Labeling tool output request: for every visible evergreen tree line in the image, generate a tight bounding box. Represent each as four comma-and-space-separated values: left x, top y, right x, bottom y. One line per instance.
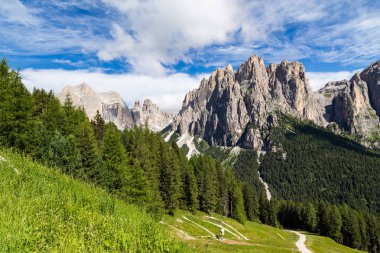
1, 59, 379, 252
259, 114, 380, 214
276, 201, 380, 253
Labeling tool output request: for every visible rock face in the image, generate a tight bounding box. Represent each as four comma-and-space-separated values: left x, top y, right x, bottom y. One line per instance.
131, 99, 175, 132
57, 83, 174, 131
173, 55, 380, 149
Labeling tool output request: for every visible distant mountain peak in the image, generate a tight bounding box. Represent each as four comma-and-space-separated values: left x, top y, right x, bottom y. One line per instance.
57, 84, 174, 131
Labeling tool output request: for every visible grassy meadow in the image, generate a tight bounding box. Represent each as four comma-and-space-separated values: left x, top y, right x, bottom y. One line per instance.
0, 148, 367, 253
0, 149, 192, 253
162, 210, 366, 253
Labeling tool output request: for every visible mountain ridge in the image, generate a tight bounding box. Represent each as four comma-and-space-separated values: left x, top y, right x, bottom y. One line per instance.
172, 55, 380, 151
56, 55, 380, 151
57, 83, 174, 131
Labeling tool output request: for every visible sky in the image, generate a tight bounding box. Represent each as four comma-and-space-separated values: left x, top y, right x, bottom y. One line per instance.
1, 0, 380, 112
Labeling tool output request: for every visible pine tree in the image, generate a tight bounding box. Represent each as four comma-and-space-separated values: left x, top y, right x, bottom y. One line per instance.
242, 183, 258, 221
91, 110, 106, 144
358, 214, 368, 251
182, 165, 199, 212
116, 158, 149, 205
366, 214, 380, 253
225, 167, 246, 223
301, 203, 318, 232
267, 199, 278, 227
327, 205, 343, 243
259, 191, 272, 225
318, 201, 329, 235
192, 156, 218, 213
42, 131, 82, 175
76, 121, 102, 180
62, 94, 87, 136
32, 89, 66, 159
0, 59, 37, 153
159, 141, 180, 215
123, 127, 164, 216
216, 162, 229, 216
341, 205, 362, 248
101, 123, 128, 189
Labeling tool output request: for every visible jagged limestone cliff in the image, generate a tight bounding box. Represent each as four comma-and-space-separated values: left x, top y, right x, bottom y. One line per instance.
173, 55, 380, 150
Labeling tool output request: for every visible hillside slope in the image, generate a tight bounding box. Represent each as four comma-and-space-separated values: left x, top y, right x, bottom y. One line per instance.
162, 210, 364, 253
0, 149, 191, 253
260, 114, 380, 213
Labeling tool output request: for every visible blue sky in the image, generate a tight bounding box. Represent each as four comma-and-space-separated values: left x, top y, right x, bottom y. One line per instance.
1, 0, 380, 111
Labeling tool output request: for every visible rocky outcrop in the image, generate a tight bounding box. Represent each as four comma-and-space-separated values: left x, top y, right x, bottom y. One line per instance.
359, 61, 380, 116
318, 77, 379, 136
131, 99, 175, 132
316, 61, 380, 139
173, 55, 380, 150
57, 83, 174, 131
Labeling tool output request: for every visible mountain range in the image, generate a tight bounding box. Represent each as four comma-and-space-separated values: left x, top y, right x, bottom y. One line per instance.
60, 54, 380, 152
173, 55, 380, 152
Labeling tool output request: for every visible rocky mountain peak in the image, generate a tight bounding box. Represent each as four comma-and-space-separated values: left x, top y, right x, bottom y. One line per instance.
173, 54, 321, 149
173, 54, 380, 150
142, 99, 157, 110
76, 82, 94, 94
57, 84, 174, 131
236, 54, 267, 83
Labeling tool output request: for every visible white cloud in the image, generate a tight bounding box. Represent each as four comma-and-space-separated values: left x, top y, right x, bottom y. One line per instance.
21, 68, 203, 112
99, 0, 243, 75
307, 70, 361, 90
99, 0, 333, 73
2, 0, 379, 77
0, 0, 39, 25
0, 1, 106, 55
51, 59, 86, 67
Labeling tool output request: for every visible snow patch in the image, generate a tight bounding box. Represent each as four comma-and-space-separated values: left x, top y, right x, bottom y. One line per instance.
176, 133, 200, 159
257, 151, 272, 201
164, 130, 175, 142
258, 171, 272, 201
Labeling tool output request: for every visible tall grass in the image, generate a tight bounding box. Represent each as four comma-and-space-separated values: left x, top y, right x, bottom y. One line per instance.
0, 149, 193, 253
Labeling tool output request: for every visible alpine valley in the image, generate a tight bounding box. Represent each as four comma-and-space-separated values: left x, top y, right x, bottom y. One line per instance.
60, 55, 380, 214
1, 54, 380, 253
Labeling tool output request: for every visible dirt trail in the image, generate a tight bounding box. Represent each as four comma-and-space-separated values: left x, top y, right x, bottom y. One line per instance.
182, 216, 216, 238
287, 230, 312, 253
0, 155, 19, 174
160, 221, 194, 240
206, 216, 249, 240
204, 219, 241, 239
221, 239, 261, 246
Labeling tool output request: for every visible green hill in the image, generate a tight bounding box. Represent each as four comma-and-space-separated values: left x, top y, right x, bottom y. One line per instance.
0, 149, 192, 253
162, 210, 364, 253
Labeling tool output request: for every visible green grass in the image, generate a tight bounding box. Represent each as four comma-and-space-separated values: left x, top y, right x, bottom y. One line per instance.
0, 149, 192, 253
163, 210, 299, 253
162, 210, 366, 253
0, 148, 367, 253
304, 232, 365, 253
